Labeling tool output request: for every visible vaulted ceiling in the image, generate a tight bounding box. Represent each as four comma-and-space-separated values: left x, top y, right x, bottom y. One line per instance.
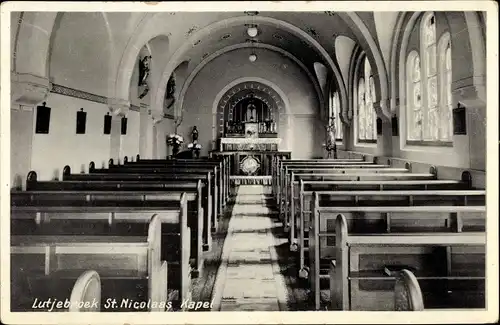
12, 10, 402, 116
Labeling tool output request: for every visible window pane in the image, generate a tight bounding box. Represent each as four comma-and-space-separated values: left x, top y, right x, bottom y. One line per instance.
445, 46, 452, 70
426, 44, 437, 76
427, 107, 439, 140
447, 69, 453, 140
370, 77, 376, 101
425, 14, 436, 45
414, 81, 421, 108
358, 79, 365, 140
412, 81, 422, 140
427, 75, 437, 108
411, 107, 422, 140
373, 111, 377, 139
413, 57, 421, 81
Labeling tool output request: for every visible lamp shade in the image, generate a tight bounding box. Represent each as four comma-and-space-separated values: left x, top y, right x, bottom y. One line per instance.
249, 54, 257, 62
247, 26, 258, 37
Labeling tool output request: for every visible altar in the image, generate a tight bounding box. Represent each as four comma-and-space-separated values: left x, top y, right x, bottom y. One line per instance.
211, 132, 289, 186
210, 93, 291, 185
218, 136, 281, 152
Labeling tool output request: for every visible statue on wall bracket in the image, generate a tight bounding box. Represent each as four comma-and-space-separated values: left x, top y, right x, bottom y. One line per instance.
138, 55, 152, 99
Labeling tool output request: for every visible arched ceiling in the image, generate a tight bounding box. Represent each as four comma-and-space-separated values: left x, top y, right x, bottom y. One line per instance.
13, 10, 391, 116
155, 11, 361, 93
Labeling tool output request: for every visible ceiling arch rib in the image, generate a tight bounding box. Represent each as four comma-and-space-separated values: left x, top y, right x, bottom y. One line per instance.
373, 12, 399, 74
177, 42, 325, 119
335, 35, 356, 90
313, 62, 328, 97
336, 12, 391, 119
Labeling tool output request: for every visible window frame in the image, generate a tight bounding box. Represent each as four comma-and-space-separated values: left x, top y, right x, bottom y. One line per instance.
355, 57, 377, 145
405, 12, 453, 147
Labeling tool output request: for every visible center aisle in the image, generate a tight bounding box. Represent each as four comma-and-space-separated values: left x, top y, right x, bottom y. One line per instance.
211, 185, 289, 311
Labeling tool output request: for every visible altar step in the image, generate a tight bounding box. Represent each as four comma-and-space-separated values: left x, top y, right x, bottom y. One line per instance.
230, 175, 272, 186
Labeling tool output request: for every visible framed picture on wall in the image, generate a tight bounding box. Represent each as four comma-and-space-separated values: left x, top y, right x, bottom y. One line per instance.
453, 104, 467, 135
121, 117, 128, 135
103, 113, 112, 134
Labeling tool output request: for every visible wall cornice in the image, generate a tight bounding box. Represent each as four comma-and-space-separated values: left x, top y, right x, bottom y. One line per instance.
48, 83, 141, 111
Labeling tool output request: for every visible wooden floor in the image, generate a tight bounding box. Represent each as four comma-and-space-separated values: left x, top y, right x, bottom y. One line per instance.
191, 185, 313, 311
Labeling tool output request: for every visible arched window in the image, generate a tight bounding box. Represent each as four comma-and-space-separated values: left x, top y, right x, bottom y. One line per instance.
357, 57, 377, 143
439, 35, 453, 141
331, 91, 343, 140
406, 12, 452, 145
358, 78, 366, 140
407, 52, 422, 140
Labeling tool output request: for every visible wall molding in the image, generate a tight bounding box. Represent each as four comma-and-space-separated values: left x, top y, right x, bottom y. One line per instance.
50, 83, 140, 111
50, 83, 107, 104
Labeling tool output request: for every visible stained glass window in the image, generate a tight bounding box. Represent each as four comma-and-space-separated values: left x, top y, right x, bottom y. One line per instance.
358, 78, 366, 140
406, 13, 453, 145
357, 57, 377, 142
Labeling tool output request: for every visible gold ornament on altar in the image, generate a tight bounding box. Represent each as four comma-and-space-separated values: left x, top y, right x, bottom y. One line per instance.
240, 155, 260, 175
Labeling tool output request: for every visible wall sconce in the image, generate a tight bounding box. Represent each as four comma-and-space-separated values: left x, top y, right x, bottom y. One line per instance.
76, 108, 87, 134
247, 26, 258, 38
453, 103, 467, 135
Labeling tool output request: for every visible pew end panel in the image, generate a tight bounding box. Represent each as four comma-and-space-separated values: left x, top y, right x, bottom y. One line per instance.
69, 270, 102, 312
394, 269, 425, 311
333, 215, 486, 311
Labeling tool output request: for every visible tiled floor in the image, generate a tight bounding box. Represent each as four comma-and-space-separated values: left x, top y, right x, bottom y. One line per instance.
211, 185, 289, 311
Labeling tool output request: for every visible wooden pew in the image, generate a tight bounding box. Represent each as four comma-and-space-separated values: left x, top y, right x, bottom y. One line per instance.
11, 189, 203, 278
328, 214, 485, 311
274, 158, 366, 197
278, 162, 396, 221
60, 165, 218, 236
308, 204, 486, 310
285, 167, 412, 236
284, 169, 438, 245
127, 157, 231, 206
84, 162, 221, 225
25, 171, 212, 253
300, 189, 486, 279
294, 170, 475, 252
276, 159, 376, 202
120, 158, 228, 208
12, 269, 101, 312
11, 194, 192, 299
11, 214, 173, 311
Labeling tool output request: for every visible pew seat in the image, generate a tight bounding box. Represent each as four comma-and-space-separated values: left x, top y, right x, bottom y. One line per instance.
11, 202, 192, 307
326, 214, 485, 311
12, 269, 101, 312
11, 215, 172, 312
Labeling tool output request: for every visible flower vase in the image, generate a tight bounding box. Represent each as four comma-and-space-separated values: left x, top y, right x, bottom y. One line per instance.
194, 149, 200, 159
